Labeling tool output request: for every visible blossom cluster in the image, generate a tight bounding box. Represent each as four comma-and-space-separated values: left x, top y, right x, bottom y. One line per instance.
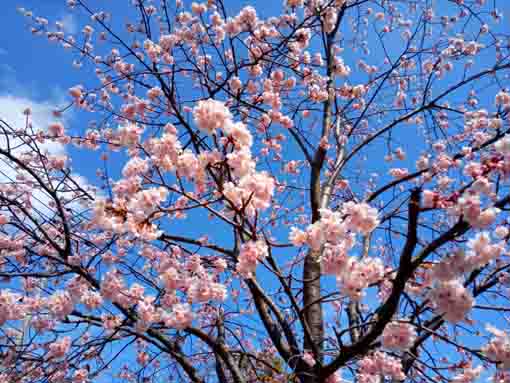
357, 351, 406, 383
10, 0, 510, 381
428, 279, 474, 323
426, 230, 507, 322
432, 232, 505, 282
192, 99, 276, 216
236, 240, 269, 278
92, 98, 275, 241
381, 321, 417, 351
482, 326, 510, 369
290, 203, 379, 250
451, 365, 483, 383
0, 290, 25, 325
290, 202, 382, 299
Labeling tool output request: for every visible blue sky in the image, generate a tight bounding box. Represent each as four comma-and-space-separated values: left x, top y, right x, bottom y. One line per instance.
2, 0, 510, 381
0, 0, 280, 97
0, 0, 286, 184
2, 0, 509, 187
0, 3, 297, 380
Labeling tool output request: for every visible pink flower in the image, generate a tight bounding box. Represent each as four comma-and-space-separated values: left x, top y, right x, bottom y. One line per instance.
160, 267, 183, 290
422, 190, 438, 208
321, 244, 351, 275
188, 277, 228, 302
284, 160, 300, 174
47, 291, 74, 319
137, 351, 150, 365
0, 214, 8, 225
48, 122, 65, 137
225, 171, 275, 216
236, 241, 268, 278
358, 351, 405, 382
146, 86, 162, 100
226, 148, 255, 177
164, 303, 193, 330
101, 270, 125, 303
428, 279, 474, 323
495, 135, 510, 155
303, 351, 316, 366
432, 251, 471, 281
69, 85, 83, 100
48, 155, 67, 170
176, 149, 200, 179
286, 0, 304, 7
80, 290, 103, 310
452, 365, 482, 383
342, 202, 380, 234
192, 99, 232, 134
48, 336, 71, 359
238, 171, 275, 210
102, 314, 122, 331
389, 167, 409, 179
466, 232, 504, 269
229, 76, 242, 92
483, 326, 510, 369
213, 258, 228, 273
473, 207, 500, 228
325, 372, 343, 383
122, 157, 149, 178
381, 321, 416, 350
333, 56, 351, 77
72, 369, 88, 383
495, 225, 509, 239
137, 296, 160, 328
495, 91, 510, 106
117, 123, 144, 146
224, 121, 253, 149
0, 290, 25, 325
339, 257, 384, 300
289, 227, 308, 246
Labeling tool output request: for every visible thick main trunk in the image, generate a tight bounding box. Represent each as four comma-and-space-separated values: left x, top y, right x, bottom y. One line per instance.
302, 38, 333, 379
302, 249, 323, 383
301, 15, 347, 381
303, 249, 324, 352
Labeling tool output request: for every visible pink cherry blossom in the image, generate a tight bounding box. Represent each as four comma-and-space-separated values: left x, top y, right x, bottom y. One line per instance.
429, 279, 474, 323
6, 1, 510, 381
192, 99, 232, 135
381, 321, 417, 350
236, 240, 268, 278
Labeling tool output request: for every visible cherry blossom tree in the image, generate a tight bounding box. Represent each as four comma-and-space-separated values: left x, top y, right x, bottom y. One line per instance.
1, 0, 510, 382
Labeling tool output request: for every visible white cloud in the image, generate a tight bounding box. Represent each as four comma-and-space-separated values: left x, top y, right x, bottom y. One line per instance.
0, 95, 66, 154
0, 95, 94, 221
